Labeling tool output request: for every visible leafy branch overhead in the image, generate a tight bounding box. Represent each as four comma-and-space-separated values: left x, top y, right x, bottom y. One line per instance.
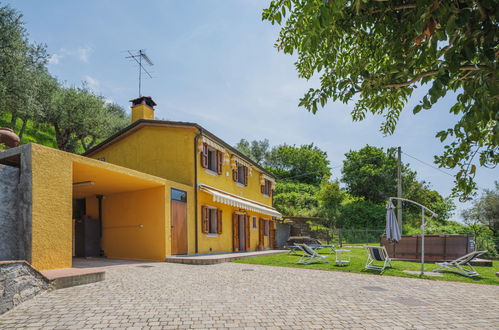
262, 0, 498, 200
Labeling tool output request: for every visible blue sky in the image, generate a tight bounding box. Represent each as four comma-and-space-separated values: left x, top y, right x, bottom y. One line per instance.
8, 0, 497, 220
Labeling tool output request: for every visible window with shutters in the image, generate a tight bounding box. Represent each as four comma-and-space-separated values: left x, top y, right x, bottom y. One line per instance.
264, 219, 270, 236
261, 179, 272, 196
234, 163, 248, 185
201, 143, 223, 175
201, 205, 223, 235
209, 208, 218, 234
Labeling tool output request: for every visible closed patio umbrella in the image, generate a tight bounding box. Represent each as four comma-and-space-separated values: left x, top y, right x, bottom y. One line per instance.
386, 201, 401, 243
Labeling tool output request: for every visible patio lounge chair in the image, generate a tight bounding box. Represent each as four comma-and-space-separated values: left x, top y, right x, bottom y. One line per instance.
434, 250, 487, 277
284, 245, 301, 255
308, 244, 336, 254
365, 246, 392, 272
295, 244, 329, 264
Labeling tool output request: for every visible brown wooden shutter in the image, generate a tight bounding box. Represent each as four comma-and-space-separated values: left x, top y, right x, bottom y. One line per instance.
261, 184, 265, 194
232, 213, 239, 251
217, 209, 223, 234
258, 218, 264, 248
201, 143, 208, 168
201, 206, 209, 233
232, 168, 238, 182
243, 166, 248, 186
269, 221, 276, 249
216, 151, 223, 174
245, 215, 250, 250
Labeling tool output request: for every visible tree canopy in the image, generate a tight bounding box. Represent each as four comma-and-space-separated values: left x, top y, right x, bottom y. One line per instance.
462, 181, 499, 237
262, 0, 498, 200
0, 4, 129, 154
266, 143, 331, 185
342, 145, 455, 223
341, 145, 401, 204
234, 139, 270, 165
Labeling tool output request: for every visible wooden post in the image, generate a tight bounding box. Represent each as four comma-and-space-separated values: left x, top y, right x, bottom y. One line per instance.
397, 146, 403, 232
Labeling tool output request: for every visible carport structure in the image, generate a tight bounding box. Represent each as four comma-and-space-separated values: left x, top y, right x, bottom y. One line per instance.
72, 161, 166, 263
0, 143, 193, 270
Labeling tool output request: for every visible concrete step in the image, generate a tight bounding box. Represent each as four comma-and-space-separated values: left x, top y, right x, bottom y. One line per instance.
167, 250, 287, 265
41, 268, 105, 289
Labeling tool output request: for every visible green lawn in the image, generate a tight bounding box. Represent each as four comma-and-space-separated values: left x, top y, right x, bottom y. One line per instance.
235, 247, 499, 286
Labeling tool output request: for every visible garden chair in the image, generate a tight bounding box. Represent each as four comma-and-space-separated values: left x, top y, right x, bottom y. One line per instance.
365, 246, 392, 272
434, 250, 486, 277
295, 244, 329, 264
308, 244, 336, 254
284, 245, 301, 256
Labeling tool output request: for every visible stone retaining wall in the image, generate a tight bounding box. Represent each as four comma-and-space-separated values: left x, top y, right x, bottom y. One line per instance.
0, 164, 20, 260
0, 261, 50, 314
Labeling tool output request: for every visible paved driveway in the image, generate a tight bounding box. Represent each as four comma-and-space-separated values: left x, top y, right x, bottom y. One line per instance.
1, 262, 498, 329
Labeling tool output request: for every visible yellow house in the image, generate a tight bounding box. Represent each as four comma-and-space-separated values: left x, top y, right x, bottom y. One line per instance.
0, 96, 280, 270
84, 96, 280, 256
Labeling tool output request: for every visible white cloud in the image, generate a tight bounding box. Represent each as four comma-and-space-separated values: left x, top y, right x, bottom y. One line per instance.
76, 47, 92, 63
48, 53, 63, 65
47, 46, 93, 65
84, 75, 100, 91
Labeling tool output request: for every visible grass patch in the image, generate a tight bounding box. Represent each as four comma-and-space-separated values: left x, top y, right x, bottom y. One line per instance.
234, 247, 499, 286
0, 113, 88, 153
0, 112, 58, 148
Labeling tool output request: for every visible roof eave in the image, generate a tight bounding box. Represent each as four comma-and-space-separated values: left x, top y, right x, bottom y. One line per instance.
82, 119, 276, 179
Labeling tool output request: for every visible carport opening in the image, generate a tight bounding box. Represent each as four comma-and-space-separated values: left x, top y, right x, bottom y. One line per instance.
72, 161, 166, 264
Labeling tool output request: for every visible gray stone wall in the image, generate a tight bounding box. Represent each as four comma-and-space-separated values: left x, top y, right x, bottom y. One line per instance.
0, 144, 32, 262
0, 261, 50, 314
276, 223, 290, 248
0, 164, 20, 260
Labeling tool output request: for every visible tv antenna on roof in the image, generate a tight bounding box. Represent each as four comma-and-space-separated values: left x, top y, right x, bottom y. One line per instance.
125, 49, 154, 97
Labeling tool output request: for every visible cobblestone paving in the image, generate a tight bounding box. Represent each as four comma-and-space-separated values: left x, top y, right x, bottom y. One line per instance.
0, 262, 498, 329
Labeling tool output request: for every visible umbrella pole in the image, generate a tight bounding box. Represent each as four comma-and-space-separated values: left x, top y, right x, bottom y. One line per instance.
421, 208, 425, 276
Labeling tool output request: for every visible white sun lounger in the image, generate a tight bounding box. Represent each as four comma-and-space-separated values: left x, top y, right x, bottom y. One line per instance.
365, 246, 392, 272
434, 250, 487, 277
295, 244, 329, 264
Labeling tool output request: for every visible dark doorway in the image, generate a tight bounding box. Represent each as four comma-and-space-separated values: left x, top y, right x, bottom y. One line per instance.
73, 198, 101, 258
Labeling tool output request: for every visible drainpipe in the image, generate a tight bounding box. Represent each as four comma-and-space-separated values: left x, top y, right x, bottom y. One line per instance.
194, 130, 203, 254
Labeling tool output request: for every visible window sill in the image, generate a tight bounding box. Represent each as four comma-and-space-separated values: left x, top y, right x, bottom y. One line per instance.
236, 182, 246, 187
205, 233, 218, 238
262, 193, 270, 197
205, 169, 219, 176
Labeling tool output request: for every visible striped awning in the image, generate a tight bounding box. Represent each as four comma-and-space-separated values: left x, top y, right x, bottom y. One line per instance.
198, 184, 282, 218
